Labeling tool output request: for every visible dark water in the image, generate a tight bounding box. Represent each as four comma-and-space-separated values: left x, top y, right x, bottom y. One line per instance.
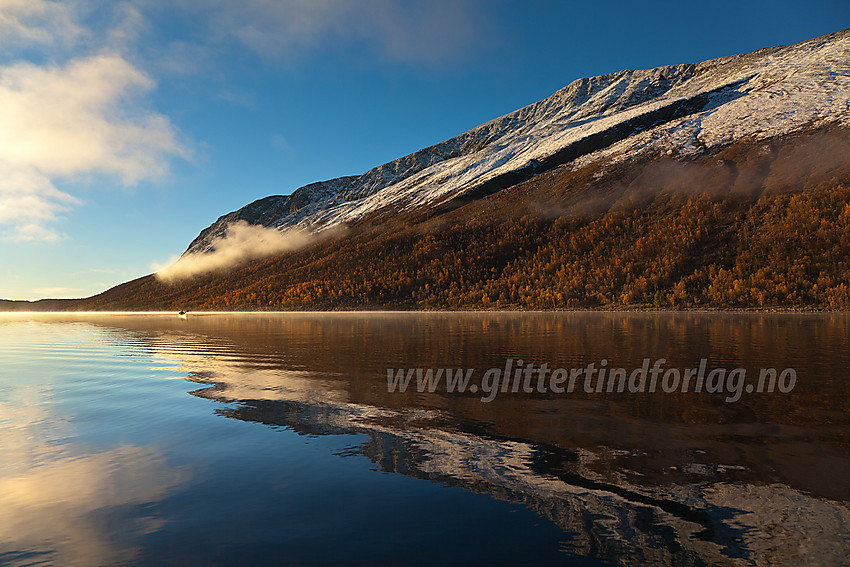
0, 312, 848, 566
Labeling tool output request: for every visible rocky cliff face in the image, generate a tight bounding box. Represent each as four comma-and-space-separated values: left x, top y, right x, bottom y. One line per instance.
186, 29, 850, 255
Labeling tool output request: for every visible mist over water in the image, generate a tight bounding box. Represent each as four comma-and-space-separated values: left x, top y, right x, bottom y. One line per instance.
1, 312, 848, 566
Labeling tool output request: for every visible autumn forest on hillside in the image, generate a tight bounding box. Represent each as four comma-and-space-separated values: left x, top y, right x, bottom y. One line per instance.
78, 182, 850, 312
7, 128, 850, 313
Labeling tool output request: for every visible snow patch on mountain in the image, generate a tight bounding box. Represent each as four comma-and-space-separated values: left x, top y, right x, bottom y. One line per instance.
187, 29, 850, 255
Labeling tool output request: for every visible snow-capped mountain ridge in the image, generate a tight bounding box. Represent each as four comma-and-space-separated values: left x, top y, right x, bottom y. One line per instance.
187, 29, 850, 254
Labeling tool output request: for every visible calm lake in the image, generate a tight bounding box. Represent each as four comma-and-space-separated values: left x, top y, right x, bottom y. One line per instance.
1, 312, 848, 566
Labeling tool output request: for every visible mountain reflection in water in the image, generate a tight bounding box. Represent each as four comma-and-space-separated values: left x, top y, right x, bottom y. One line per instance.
148, 312, 850, 566
2, 312, 848, 566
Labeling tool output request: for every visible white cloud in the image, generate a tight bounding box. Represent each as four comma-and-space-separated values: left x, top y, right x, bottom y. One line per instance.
0, 0, 489, 243
0, 164, 78, 241
155, 220, 315, 282
0, 54, 186, 241
0, 0, 82, 49
0, 54, 183, 181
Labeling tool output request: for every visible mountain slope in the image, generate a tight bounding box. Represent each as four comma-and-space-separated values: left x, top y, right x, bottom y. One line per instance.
187, 29, 850, 255
76, 124, 850, 311
5, 30, 850, 312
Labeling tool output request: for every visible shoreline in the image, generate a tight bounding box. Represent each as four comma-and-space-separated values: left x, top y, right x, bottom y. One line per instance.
1, 307, 847, 315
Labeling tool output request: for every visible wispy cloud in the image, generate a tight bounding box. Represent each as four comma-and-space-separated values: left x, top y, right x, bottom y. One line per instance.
270, 133, 292, 153
0, 164, 77, 242
191, 0, 490, 65
0, 54, 186, 241
0, 0, 82, 50
155, 220, 316, 282
0, 1, 192, 242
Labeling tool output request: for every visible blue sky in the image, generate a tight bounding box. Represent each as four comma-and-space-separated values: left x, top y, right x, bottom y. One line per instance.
1, 0, 847, 301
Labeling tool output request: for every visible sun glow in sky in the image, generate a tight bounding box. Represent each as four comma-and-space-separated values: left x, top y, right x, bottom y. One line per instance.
0, 0, 847, 300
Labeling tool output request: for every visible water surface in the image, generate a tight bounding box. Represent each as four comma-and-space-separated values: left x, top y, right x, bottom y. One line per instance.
1, 312, 848, 566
